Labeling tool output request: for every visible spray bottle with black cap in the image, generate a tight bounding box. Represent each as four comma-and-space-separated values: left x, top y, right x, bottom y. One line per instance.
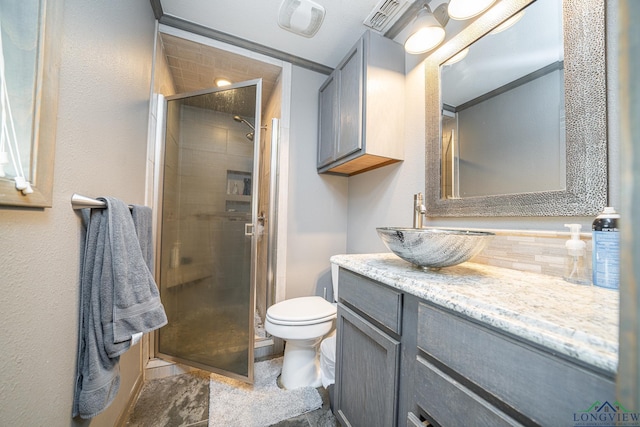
592, 207, 620, 289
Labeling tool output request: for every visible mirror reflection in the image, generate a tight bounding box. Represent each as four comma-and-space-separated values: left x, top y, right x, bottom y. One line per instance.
439, 0, 564, 199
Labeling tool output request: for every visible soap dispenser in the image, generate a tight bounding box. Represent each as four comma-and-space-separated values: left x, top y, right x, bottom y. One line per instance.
563, 224, 590, 285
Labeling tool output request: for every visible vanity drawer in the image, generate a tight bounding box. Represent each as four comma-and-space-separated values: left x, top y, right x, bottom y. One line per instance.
417, 303, 615, 426
414, 356, 523, 427
338, 269, 402, 335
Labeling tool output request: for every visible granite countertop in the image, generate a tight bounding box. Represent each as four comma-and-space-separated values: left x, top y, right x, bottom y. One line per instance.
330, 253, 619, 375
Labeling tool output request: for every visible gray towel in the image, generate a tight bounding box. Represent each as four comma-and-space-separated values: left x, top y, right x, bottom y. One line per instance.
107, 199, 166, 351
73, 205, 120, 419
73, 198, 167, 419
131, 204, 154, 271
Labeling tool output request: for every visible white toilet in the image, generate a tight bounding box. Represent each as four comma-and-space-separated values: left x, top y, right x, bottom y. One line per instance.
265, 265, 339, 389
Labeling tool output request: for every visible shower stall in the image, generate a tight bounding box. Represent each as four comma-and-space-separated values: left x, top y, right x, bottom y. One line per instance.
154, 79, 278, 382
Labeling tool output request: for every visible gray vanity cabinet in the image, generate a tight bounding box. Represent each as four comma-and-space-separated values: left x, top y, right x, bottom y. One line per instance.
334, 269, 402, 427
317, 30, 404, 176
333, 267, 616, 427
335, 305, 400, 427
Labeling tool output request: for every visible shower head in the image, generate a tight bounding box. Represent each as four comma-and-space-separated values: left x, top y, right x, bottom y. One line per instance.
233, 115, 255, 131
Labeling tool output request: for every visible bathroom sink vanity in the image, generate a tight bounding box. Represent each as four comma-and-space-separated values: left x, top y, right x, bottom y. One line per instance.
331, 253, 618, 427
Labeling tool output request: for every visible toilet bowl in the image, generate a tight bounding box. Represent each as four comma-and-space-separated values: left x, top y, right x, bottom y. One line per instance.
265, 295, 337, 389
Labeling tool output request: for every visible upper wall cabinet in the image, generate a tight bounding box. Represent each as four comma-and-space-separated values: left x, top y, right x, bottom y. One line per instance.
317, 31, 405, 176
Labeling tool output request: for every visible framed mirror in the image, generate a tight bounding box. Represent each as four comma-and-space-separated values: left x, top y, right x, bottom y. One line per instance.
0, 0, 62, 208
425, 0, 607, 217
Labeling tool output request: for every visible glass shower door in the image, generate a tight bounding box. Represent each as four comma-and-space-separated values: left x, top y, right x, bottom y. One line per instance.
155, 80, 262, 382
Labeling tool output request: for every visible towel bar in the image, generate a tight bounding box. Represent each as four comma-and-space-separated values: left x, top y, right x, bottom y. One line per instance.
71, 193, 133, 210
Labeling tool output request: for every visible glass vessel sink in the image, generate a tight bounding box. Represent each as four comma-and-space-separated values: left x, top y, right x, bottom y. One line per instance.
376, 227, 495, 269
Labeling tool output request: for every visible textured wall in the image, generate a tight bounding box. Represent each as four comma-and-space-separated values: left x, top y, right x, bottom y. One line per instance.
285, 66, 348, 300
346, 58, 427, 255
0, 1, 156, 425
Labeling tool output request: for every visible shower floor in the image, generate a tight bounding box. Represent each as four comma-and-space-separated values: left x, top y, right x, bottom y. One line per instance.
159, 304, 271, 375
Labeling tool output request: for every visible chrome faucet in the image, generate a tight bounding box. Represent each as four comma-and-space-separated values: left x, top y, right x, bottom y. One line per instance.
413, 193, 426, 229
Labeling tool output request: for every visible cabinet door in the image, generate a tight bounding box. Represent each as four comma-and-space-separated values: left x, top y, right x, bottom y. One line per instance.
335, 304, 400, 427
336, 40, 363, 160
317, 73, 337, 168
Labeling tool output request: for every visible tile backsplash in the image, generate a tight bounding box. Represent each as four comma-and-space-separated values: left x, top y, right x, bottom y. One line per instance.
471, 229, 592, 279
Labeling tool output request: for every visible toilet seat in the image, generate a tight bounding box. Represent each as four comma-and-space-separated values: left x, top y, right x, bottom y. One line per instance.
266, 296, 337, 326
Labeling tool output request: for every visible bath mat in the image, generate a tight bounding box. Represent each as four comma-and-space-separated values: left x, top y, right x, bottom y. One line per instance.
208, 357, 322, 427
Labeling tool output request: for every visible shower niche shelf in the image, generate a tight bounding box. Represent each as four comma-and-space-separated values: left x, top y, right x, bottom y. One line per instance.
225, 199, 250, 213
226, 170, 252, 196
226, 170, 251, 213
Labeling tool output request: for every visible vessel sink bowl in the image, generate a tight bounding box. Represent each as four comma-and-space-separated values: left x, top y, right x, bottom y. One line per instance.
376, 227, 495, 269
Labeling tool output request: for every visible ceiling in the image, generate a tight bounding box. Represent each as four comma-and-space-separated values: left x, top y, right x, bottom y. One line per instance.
153, 0, 542, 113
155, 0, 394, 70
154, 0, 422, 113
159, 33, 283, 107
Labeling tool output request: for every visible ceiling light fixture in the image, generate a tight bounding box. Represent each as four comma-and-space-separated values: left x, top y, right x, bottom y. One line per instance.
277, 0, 326, 38
404, 5, 448, 54
215, 78, 232, 87
447, 0, 497, 20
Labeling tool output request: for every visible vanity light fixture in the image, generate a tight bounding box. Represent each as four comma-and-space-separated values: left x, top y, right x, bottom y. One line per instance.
447, 0, 497, 20
404, 5, 447, 54
490, 10, 526, 34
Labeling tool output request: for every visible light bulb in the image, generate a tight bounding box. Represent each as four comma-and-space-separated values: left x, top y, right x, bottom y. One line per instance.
404, 7, 446, 54
405, 26, 446, 54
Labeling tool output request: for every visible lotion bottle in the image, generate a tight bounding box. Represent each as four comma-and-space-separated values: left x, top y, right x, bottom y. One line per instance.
592, 207, 620, 289
563, 224, 590, 285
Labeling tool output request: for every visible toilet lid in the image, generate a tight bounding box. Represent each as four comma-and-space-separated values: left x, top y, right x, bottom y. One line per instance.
266, 296, 337, 323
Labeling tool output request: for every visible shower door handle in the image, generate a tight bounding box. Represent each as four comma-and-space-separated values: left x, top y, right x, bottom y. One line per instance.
245, 223, 254, 236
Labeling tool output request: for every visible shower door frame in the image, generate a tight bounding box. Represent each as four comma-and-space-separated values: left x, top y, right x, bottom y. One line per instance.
152, 79, 263, 383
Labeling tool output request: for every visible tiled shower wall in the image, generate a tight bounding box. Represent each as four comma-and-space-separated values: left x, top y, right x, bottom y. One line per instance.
162, 104, 253, 289
472, 229, 593, 279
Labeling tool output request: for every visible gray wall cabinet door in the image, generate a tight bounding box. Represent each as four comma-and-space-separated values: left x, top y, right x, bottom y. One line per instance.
316, 40, 363, 169
335, 304, 400, 427
318, 73, 338, 168
336, 41, 363, 160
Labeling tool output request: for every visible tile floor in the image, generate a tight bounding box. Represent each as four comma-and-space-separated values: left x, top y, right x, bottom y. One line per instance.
125, 368, 339, 427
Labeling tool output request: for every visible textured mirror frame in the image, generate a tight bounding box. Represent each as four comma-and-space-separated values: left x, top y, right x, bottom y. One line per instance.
425, 0, 607, 217
0, 0, 62, 208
